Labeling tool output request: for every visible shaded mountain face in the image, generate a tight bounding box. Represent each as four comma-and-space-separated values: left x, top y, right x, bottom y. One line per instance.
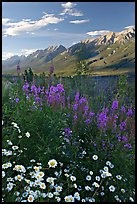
2, 28, 135, 75
2, 45, 66, 71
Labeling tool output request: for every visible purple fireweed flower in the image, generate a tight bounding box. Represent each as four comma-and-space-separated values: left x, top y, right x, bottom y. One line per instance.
79, 97, 87, 104
112, 100, 118, 110
57, 84, 65, 93
83, 111, 88, 117
22, 82, 29, 92
66, 114, 70, 118
55, 93, 60, 101
114, 114, 118, 119
85, 119, 91, 125
50, 86, 58, 94
74, 114, 77, 120
89, 111, 95, 117
119, 121, 126, 131
117, 136, 122, 142
35, 96, 41, 103
75, 92, 80, 103
103, 107, 109, 114
17, 64, 20, 72
64, 128, 72, 138
121, 106, 126, 113
97, 112, 107, 129
84, 105, 89, 111
124, 143, 132, 149
93, 143, 97, 147
15, 98, 19, 103
73, 103, 78, 111
45, 90, 49, 95
61, 95, 65, 108
67, 96, 70, 109
31, 85, 37, 93
37, 86, 41, 93
127, 108, 133, 117
121, 136, 128, 142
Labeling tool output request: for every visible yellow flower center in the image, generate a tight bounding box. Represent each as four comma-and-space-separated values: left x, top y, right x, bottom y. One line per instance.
50, 161, 55, 166
29, 197, 33, 201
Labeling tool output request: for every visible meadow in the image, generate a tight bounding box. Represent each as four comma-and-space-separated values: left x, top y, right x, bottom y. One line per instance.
2, 72, 135, 202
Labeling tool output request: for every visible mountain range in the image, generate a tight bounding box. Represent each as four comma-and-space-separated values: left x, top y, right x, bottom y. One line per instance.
2, 27, 135, 76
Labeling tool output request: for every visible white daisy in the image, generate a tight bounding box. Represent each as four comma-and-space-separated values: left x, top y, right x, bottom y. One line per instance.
129, 197, 134, 202
89, 171, 93, 175
12, 146, 19, 150
106, 161, 111, 166
70, 175, 76, 182
109, 185, 115, 192
92, 155, 98, 160
2, 171, 5, 178
121, 188, 126, 193
25, 132, 30, 138
109, 164, 114, 168
116, 175, 122, 180
85, 186, 91, 191
39, 182, 46, 189
15, 174, 24, 181
86, 175, 91, 181
100, 192, 105, 196
95, 176, 100, 181
47, 192, 53, 198
27, 195, 34, 202
55, 186, 62, 192
89, 198, 95, 202
48, 159, 58, 168
7, 182, 14, 191
103, 166, 109, 172
92, 182, 100, 188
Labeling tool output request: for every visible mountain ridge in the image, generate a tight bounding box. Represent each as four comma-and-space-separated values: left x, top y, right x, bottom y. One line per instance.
2, 28, 135, 76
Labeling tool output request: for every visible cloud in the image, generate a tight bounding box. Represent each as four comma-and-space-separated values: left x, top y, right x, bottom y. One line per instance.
86, 30, 110, 36
26, 31, 35, 35
2, 18, 11, 25
124, 25, 135, 30
60, 2, 83, 16
2, 14, 64, 36
2, 52, 16, 60
20, 49, 37, 56
61, 2, 76, 9
70, 19, 90, 24
2, 49, 38, 60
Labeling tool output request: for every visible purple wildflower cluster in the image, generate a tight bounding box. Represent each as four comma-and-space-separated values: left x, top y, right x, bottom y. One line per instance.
21, 83, 134, 150
119, 121, 126, 131
46, 84, 65, 108
22, 83, 65, 110
72, 92, 94, 125
117, 134, 132, 149
127, 108, 133, 117
64, 128, 72, 138
112, 100, 118, 110
97, 112, 107, 130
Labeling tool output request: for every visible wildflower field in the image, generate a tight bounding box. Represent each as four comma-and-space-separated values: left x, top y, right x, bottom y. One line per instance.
2, 73, 135, 202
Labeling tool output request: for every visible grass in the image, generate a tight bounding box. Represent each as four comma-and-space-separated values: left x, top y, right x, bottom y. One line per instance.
2, 73, 135, 202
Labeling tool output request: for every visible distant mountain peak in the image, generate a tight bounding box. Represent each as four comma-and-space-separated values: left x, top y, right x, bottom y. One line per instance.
95, 28, 135, 45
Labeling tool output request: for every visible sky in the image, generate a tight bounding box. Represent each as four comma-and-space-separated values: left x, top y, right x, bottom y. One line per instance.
2, 2, 135, 60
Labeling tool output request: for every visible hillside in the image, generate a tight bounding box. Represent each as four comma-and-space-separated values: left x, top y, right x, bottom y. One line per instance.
2, 28, 135, 76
